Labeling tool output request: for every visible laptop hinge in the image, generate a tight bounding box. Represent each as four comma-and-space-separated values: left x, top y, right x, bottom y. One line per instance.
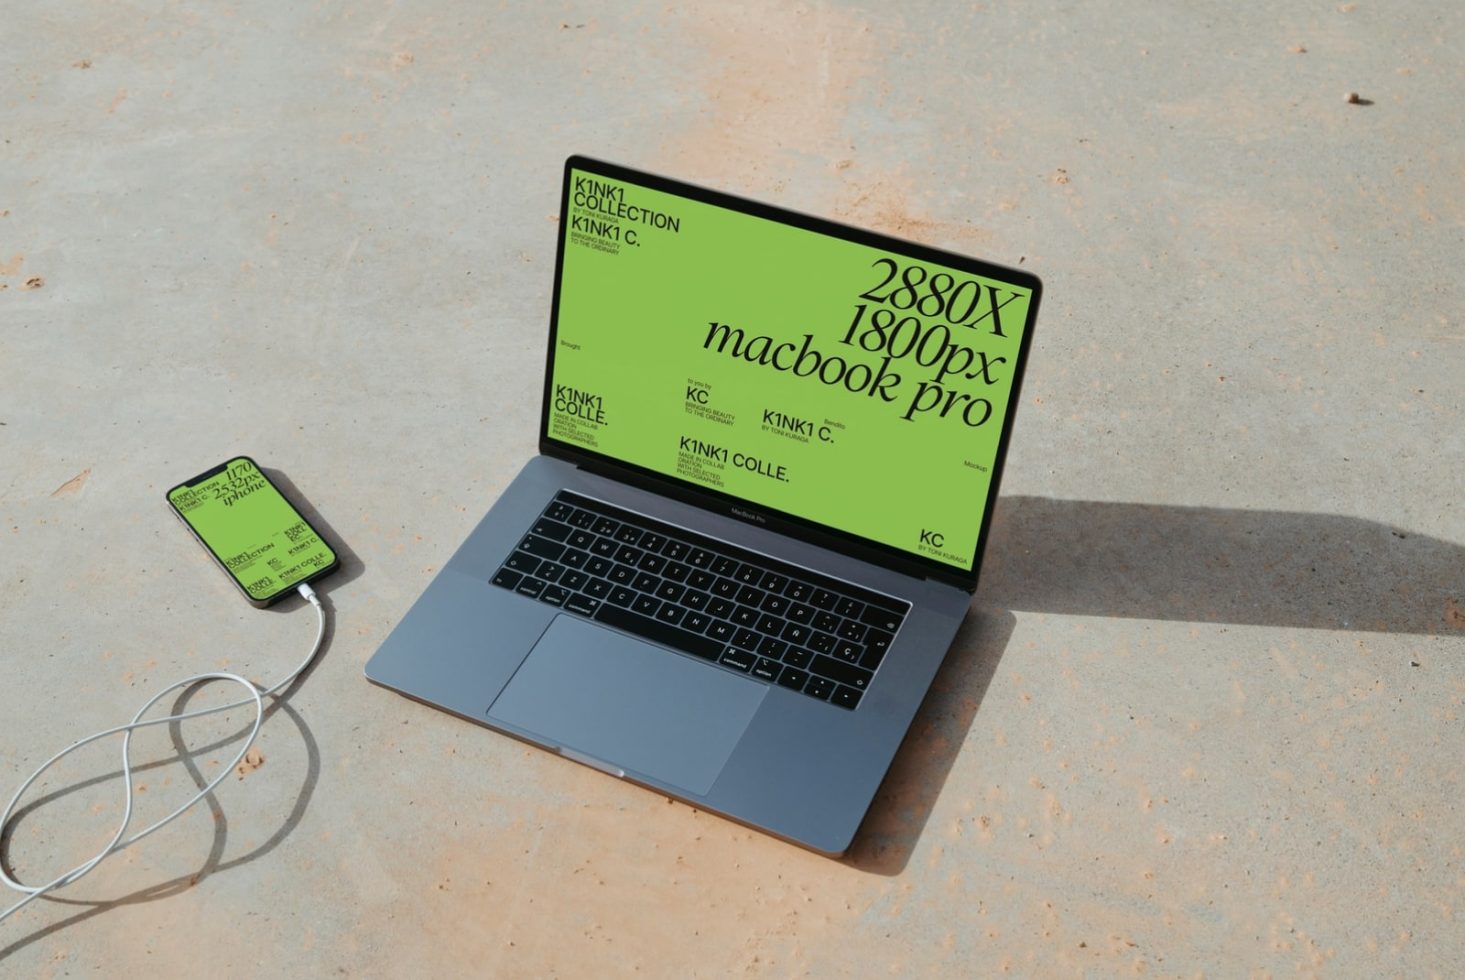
565, 455, 979, 592
930, 570, 978, 593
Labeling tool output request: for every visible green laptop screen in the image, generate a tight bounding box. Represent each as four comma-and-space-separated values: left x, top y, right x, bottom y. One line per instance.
547, 165, 1034, 572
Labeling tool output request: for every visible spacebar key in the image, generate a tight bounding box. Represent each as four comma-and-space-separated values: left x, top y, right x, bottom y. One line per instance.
594, 604, 723, 661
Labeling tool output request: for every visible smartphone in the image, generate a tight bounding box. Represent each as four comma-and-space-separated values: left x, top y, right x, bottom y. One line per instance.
166, 456, 339, 607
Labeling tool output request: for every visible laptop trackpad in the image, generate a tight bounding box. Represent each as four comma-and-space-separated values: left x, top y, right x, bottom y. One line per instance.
487, 615, 767, 796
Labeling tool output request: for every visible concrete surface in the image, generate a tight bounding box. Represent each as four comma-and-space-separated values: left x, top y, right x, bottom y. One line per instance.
3, 1, 1463, 975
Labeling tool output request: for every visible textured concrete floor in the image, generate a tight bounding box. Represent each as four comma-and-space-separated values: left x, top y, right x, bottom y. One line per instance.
3, 1, 1463, 976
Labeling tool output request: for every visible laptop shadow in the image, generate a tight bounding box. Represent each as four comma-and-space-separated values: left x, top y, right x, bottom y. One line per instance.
985, 496, 1464, 636
845, 607, 1014, 875
845, 496, 1464, 874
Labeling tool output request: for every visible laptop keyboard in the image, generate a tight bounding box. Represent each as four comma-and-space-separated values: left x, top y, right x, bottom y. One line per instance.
488, 490, 908, 710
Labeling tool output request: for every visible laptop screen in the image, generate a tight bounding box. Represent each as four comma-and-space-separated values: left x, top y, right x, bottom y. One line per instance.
543, 157, 1039, 580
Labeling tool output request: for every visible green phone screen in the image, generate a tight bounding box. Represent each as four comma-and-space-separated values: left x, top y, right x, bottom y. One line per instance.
167, 457, 336, 602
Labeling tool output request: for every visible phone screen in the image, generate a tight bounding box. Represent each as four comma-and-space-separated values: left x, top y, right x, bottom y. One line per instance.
167, 457, 337, 604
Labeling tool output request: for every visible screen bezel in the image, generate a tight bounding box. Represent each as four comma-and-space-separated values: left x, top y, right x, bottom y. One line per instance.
539, 155, 1040, 591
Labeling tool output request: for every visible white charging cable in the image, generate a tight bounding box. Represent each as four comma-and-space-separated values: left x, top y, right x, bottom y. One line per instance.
0, 581, 327, 925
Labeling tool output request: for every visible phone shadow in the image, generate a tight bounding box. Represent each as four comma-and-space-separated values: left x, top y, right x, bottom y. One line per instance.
844, 496, 1464, 875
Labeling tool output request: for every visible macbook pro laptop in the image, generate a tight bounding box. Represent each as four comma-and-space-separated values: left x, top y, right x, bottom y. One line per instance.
365, 156, 1040, 855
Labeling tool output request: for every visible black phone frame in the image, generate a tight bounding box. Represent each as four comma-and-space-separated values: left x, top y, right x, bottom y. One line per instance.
165, 455, 340, 608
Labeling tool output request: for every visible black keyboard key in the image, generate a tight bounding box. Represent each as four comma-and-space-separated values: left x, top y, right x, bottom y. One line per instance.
711, 556, 740, 576
810, 588, 838, 610
783, 647, 811, 669
707, 597, 735, 619
516, 577, 546, 599
615, 545, 643, 566
731, 607, 759, 627
687, 569, 715, 589
759, 572, 789, 593
860, 606, 903, 632
706, 621, 733, 642
587, 556, 612, 576
786, 603, 813, 625
536, 562, 565, 583
731, 627, 760, 651
547, 501, 575, 521
809, 631, 836, 654
591, 538, 618, 557
637, 553, 666, 574
615, 526, 644, 545
760, 594, 788, 617
540, 585, 570, 607
608, 565, 635, 585
711, 578, 739, 599
831, 686, 862, 710
837, 620, 866, 642
781, 622, 809, 646
656, 604, 686, 626
662, 541, 689, 561
591, 517, 619, 536
811, 655, 872, 690
834, 641, 862, 664
785, 581, 812, 602
504, 552, 542, 575
813, 611, 840, 633
777, 666, 809, 691
561, 569, 589, 591
735, 564, 763, 585
568, 509, 597, 529
751, 657, 781, 682
632, 595, 661, 617
594, 603, 722, 661
639, 532, 668, 553
561, 549, 588, 569
757, 635, 787, 659
682, 611, 711, 633
608, 585, 636, 607
736, 585, 764, 607
805, 676, 835, 701
863, 629, 892, 661
656, 581, 685, 603
491, 568, 522, 590
662, 562, 690, 582
631, 572, 660, 593
584, 578, 611, 599
682, 590, 710, 610
567, 530, 595, 550
564, 593, 601, 616
688, 548, 715, 569
518, 536, 565, 560
720, 647, 755, 672
836, 597, 864, 619
755, 613, 783, 636
532, 519, 572, 541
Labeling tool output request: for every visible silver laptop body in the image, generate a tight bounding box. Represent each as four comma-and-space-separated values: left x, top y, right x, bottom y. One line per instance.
365, 156, 1040, 855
